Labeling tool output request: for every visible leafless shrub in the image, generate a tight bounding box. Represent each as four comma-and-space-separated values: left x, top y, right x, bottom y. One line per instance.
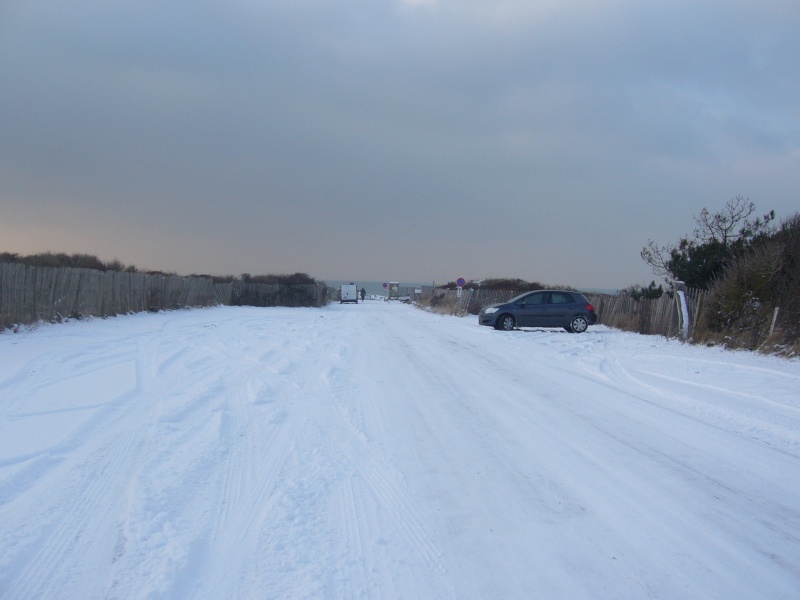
696, 238, 785, 351
249, 273, 319, 285
426, 292, 457, 314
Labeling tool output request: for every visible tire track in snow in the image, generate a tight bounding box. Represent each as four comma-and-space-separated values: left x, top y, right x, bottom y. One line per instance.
452, 321, 800, 597
4, 305, 799, 599
221, 306, 458, 598
335, 475, 371, 598
198, 352, 303, 597
103, 314, 286, 598
591, 351, 800, 454
122, 310, 335, 597
4, 430, 142, 599
301, 312, 455, 598
1, 328, 166, 599
345, 306, 799, 598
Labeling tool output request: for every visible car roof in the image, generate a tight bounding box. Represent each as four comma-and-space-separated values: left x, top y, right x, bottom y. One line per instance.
524, 289, 582, 294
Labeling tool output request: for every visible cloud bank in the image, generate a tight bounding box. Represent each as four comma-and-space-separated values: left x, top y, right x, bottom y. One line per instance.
1, 0, 798, 287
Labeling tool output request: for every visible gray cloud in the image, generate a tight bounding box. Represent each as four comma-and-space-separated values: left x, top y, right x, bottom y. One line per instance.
1, 0, 798, 287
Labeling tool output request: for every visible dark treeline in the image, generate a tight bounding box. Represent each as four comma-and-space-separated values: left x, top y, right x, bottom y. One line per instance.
0, 252, 322, 286
436, 278, 550, 292
0, 251, 134, 272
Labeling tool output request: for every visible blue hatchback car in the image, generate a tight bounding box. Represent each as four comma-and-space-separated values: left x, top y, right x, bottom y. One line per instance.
479, 290, 598, 333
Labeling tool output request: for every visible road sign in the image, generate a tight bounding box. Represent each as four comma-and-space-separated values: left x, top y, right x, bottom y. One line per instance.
456, 278, 466, 287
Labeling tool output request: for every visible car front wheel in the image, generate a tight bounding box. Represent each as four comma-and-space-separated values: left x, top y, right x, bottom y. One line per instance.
495, 314, 516, 331
568, 314, 589, 333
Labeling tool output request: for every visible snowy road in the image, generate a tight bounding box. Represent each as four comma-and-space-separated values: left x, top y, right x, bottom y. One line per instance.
1, 302, 799, 599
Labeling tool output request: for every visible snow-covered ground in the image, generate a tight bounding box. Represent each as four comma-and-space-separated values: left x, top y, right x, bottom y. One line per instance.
1, 301, 798, 599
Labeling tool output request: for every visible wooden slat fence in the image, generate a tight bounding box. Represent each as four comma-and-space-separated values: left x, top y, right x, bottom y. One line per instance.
1, 262, 329, 330
585, 289, 707, 338
214, 281, 328, 308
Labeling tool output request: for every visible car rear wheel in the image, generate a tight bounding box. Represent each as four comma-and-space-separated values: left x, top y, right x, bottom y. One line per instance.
495, 314, 516, 331
569, 314, 589, 333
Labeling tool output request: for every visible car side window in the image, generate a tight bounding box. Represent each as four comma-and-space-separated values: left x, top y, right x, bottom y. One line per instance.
523, 293, 545, 305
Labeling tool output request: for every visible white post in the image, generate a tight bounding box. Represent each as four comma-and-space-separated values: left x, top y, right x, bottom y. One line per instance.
769, 307, 780, 338
673, 281, 689, 339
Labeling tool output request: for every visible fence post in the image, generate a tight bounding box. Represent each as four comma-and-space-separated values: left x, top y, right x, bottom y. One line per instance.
674, 281, 690, 339
768, 307, 780, 338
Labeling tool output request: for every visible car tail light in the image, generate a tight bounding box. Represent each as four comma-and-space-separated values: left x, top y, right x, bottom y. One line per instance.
586, 304, 595, 312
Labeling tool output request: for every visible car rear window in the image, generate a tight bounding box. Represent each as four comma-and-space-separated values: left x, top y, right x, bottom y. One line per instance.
550, 292, 573, 304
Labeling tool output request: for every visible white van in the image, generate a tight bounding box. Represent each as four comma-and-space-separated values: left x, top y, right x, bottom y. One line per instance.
340, 284, 359, 304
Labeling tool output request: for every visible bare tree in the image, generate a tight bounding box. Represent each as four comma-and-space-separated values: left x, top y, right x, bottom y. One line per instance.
641, 196, 775, 287
640, 239, 675, 281
693, 195, 774, 248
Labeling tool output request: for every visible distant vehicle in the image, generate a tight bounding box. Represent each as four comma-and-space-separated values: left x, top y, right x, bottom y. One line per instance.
478, 290, 597, 333
340, 284, 359, 304
386, 282, 401, 301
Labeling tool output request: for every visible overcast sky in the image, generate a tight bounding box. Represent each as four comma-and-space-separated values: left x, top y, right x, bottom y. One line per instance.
1, 0, 798, 289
